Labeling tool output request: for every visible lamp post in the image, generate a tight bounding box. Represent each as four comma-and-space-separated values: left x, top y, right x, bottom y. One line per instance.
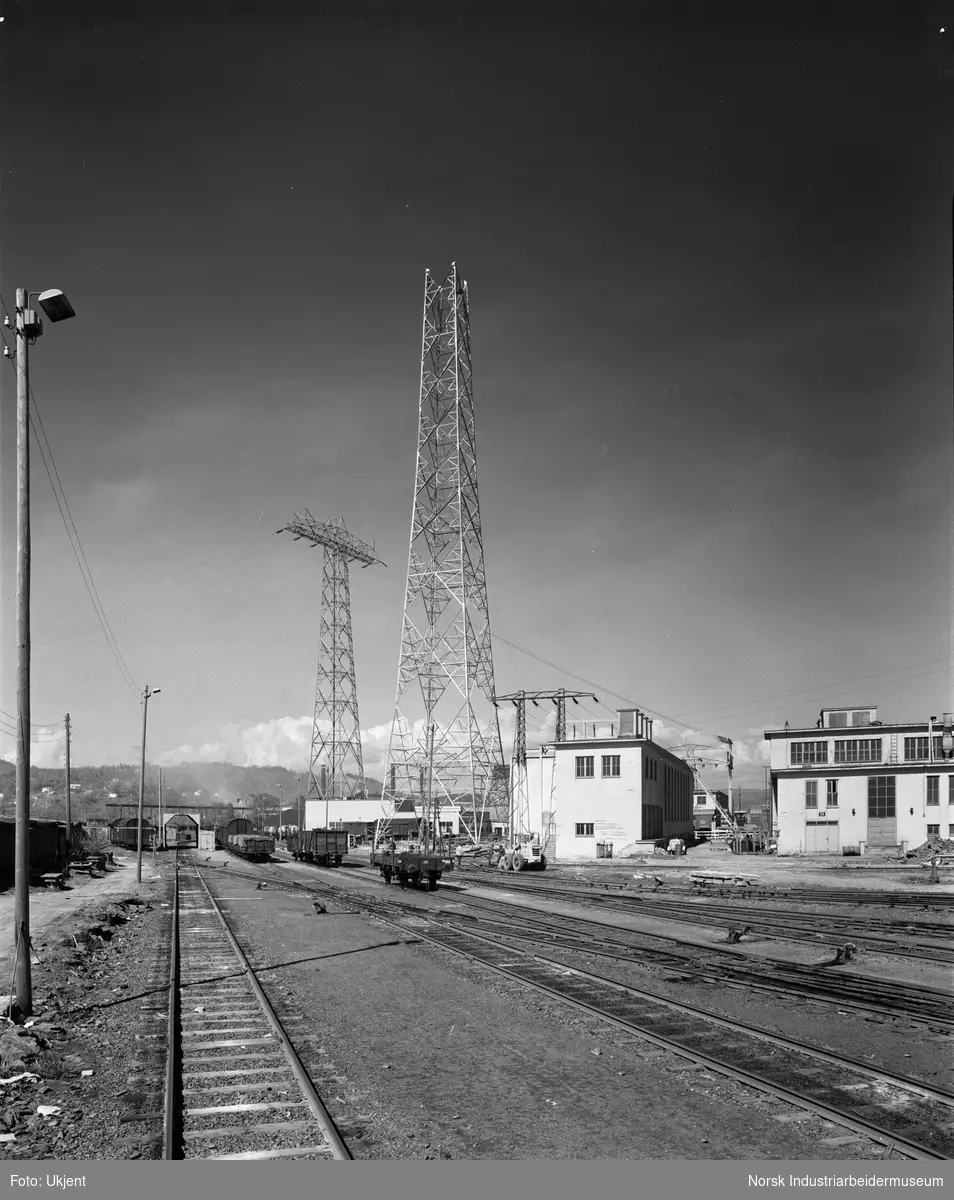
136, 685, 161, 883
12, 287, 76, 1018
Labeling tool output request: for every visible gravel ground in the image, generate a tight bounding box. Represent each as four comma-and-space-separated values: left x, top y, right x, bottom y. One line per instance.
201, 862, 918, 1161
0, 864, 173, 1160
0, 851, 944, 1161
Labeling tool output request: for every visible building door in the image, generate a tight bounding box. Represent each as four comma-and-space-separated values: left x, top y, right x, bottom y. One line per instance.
805, 821, 839, 854
867, 776, 897, 846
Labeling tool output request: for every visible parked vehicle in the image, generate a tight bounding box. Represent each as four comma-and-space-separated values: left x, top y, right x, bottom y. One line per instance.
371, 845, 452, 890
227, 833, 275, 861
286, 828, 349, 867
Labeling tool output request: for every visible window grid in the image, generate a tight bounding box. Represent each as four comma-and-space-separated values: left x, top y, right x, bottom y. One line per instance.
575, 822, 595, 837
834, 738, 882, 764
575, 756, 594, 779
867, 776, 896, 818
927, 824, 940, 837
905, 736, 929, 761
927, 776, 940, 806
826, 779, 838, 807
601, 755, 621, 778
791, 741, 828, 766
805, 780, 818, 810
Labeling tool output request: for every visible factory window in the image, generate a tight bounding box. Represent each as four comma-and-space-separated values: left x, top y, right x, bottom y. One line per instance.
927, 776, 940, 805
927, 824, 940, 837
696, 795, 706, 806
867, 776, 895, 817
826, 779, 838, 807
575, 756, 594, 779
791, 741, 828, 766
575, 823, 595, 837
602, 755, 621, 778
834, 738, 882, 765
905, 737, 929, 760
805, 780, 818, 809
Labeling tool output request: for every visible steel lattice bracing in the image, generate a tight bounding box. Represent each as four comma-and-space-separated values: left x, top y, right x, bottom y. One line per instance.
494, 689, 598, 843
278, 510, 383, 815
378, 264, 507, 848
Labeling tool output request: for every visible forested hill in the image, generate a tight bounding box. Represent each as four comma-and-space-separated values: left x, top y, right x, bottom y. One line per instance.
0, 759, 382, 822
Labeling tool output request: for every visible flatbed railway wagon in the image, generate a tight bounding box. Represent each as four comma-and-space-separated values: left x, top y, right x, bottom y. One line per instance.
286, 828, 349, 867
227, 832, 275, 862
371, 847, 452, 891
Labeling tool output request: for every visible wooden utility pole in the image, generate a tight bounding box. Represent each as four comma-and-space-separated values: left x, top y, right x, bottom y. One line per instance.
14, 287, 33, 1016
136, 685, 160, 883
64, 714, 72, 851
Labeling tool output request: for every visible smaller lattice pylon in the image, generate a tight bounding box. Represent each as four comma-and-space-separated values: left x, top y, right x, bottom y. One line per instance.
278, 509, 383, 814
493, 689, 598, 843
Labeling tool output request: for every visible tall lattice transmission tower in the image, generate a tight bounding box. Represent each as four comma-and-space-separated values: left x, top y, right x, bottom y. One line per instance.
278, 510, 383, 825
377, 264, 508, 848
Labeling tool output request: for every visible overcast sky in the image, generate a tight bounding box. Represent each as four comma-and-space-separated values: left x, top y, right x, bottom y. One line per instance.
1, 1, 951, 791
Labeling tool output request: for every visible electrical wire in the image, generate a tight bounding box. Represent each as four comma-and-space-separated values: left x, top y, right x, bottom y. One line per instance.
1, 301, 139, 696
670, 652, 954, 723
0, 709, 64, 730
28, 398, 139, 696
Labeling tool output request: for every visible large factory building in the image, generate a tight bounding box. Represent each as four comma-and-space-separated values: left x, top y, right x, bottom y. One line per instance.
524, 709, 694, 860
766, 707, 954, 855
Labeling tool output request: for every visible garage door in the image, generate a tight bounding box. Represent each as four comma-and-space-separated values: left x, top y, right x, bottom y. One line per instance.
805, 821, 839, 854
867, 818, 897, 846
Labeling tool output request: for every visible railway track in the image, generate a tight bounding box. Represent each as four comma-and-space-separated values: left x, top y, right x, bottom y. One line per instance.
455, 875, 954, 964
160, 860, 352, 1161
429, 899, 954, 1028
201, 856, 952, 1159
456, 866, 954, 909
208, 857, 952, 1025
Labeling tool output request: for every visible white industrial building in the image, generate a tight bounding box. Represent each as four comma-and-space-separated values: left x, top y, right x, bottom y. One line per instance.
523, 709, 694, 860
766, 707, 954, 855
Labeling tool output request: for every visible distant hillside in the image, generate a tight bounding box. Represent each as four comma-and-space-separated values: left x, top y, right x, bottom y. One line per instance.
0, 759, 381, 824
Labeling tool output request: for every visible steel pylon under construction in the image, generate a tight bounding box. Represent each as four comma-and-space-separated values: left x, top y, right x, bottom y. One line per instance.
378, 264, 507, 848
278, 510, 383, 809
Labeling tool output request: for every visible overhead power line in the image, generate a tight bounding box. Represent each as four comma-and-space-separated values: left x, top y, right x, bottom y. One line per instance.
0, 311, 139, 698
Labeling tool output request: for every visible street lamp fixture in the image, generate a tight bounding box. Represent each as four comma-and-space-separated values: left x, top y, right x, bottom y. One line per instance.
37, 289, 76, 324
13, 285, 76, 1018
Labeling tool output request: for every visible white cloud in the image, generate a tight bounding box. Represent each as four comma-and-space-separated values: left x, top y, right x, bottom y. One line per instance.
1, 737, 67, 769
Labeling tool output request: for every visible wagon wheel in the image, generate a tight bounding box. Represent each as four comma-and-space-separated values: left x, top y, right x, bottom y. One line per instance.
398, 870, 408, 889
382, 867, 392, 885
539, 855, 547, 870
428, 872, 438, 891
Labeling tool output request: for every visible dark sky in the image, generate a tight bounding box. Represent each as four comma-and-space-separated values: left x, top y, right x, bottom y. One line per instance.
1, 2, 951, 784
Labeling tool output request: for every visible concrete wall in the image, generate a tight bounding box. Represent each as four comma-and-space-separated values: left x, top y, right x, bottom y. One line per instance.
545, 741, 693, 860
775, 771, 953, 854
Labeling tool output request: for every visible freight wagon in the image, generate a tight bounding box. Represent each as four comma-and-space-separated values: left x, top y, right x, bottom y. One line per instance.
371, 845, 452, 891
286, 828, 349, 867
0, 818, 70, 884
227, 833, 275, 861
214, 818, 254, 849
108, 817, 156, 851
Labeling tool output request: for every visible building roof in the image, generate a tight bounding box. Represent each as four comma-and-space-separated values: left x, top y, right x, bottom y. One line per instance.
765, 721, 936, 739
552, 736, 693, 771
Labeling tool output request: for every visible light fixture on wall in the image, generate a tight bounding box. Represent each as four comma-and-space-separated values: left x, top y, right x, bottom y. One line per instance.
851, 808, 856, 816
